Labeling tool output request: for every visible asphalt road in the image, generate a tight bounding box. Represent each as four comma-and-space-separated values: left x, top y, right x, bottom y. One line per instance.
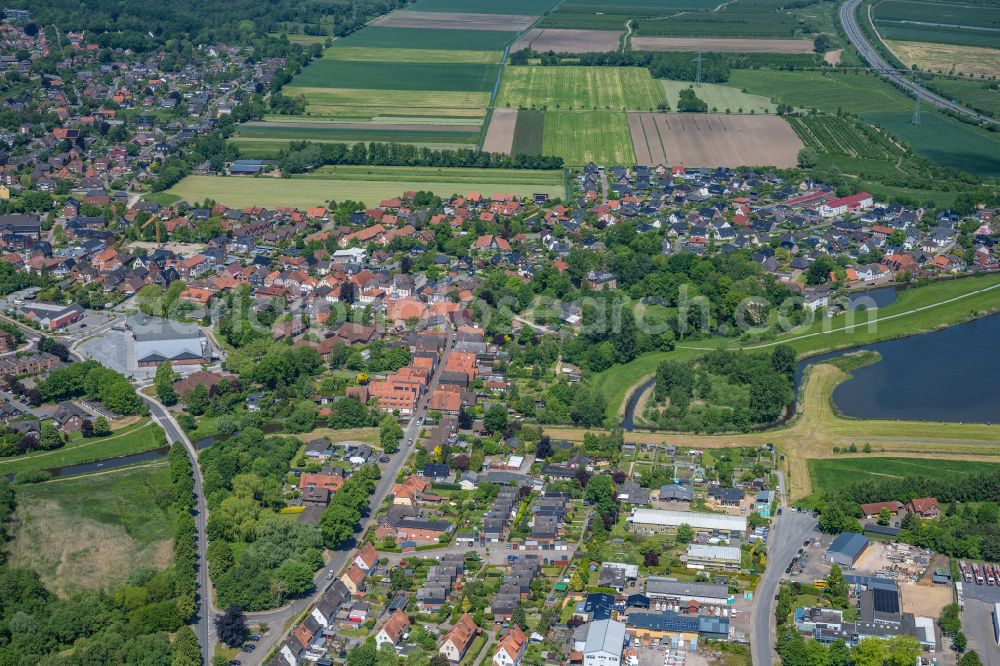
141, 391, 215, 666
244, 330, 457, 665
749, 473, 818, 666
962, 599, 1000, 666
839, 0, 996, 126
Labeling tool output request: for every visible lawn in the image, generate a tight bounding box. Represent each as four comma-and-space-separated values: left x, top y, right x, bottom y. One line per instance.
167, 173, 564, 209
808, 457, 1000, 497
291, 60, 499, 92
498, 66, 666, 111
0, 420, 166, 476
511, 109, 545, 156
542, 111, 637, 165
324, 46, 502, 64
661, 80, 775, 113
10, 463, 175, 597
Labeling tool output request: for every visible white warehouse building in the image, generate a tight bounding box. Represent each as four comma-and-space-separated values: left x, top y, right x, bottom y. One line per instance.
627, 508, 747, 537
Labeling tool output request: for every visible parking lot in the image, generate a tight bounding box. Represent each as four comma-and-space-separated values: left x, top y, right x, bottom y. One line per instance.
635, 646, 711, 666
77, 329, 130, 375
961, 599, 1000, 666
62, 310, 118, 336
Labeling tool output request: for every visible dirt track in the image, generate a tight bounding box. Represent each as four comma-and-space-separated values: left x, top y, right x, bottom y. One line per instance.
631, 37, 815, 53
513, 28, 623, 53
482, 109, 517, 154
372, 10, 537, 31
628, 112, 802, 168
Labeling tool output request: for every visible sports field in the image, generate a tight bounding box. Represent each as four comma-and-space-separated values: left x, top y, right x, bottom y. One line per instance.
809, 457, 1000, 497
543, 111, 636, 165
167, 170, 564, 208
498, 66, 666, 111
10, 464, 175, 597
661, 80, 775, 113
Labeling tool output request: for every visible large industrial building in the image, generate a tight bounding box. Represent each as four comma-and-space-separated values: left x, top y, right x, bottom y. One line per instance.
127, 313, 209, 367
825, 533, 870, 568
627, 508, 747, 537
686, 544, 742, 572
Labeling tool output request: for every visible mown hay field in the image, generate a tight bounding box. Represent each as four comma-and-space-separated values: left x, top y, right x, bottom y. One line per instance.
543, 111, 636, 165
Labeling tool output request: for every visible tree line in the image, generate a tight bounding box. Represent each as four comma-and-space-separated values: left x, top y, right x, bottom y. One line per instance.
278, 140, 564, 175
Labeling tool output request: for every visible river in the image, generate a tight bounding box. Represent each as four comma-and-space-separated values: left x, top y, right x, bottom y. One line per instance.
624, 310, 1000, 430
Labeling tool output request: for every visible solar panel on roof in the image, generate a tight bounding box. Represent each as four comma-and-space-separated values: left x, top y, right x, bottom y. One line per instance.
872, 586, 900, 614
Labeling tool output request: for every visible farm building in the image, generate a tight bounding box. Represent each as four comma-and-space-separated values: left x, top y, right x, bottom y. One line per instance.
686, 544, 742, 572
627, 508, 747, 537
825, 533, 870, 567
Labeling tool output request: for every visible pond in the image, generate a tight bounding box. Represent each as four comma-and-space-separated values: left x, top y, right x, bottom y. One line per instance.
828, 312, 1000, 423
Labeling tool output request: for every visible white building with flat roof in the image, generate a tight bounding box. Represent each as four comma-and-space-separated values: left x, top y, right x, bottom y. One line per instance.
686, 544, 742, 571
628, 508, 747, 537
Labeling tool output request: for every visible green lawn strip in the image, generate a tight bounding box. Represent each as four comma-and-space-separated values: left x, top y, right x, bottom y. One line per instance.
808, 457, 1000, 496
0, 421, 164, 476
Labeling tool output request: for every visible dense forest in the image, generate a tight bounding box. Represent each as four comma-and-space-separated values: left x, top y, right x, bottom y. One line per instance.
816, 470, 1000, 561
0, 444, 201, 664
648, 345, 796, 432
12, 0, 410, 49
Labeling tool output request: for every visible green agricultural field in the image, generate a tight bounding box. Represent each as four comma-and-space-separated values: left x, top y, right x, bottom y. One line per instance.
333, 26, 517, 51
10, 464, 175, 597
877, 23, 1000, 48
925, 77, 1000, 118
408, 0, 560, 13
661, 80, 774, 113
269, 33, 329, 45
727, 70, 912, 114
865, 109, 1000, 178
285, 86, 490, 110
511, 109, 545, 155
305, 165, 565, 187
787, 114, 904, 160
809, 457, 1000, 497
541, 0, 728, 30
291, 60, 499, 92
873, 0, 1000, 31
542, 111, 636, 165
167, 172, 565, 208
233, 123, 479, 145
0, 420, 165, 477
232, 139, 472, 158
634, 0, 802, 37
498, 66, 666, 110
324, 46, 501, 63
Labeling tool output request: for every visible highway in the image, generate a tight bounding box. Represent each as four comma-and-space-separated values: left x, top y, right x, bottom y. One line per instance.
839, 0, 996, 126
244, 329, 456, 665
749, 472, 817, 666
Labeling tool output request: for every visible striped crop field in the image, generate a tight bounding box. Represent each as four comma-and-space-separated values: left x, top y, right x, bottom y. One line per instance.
497, 66, 666, 111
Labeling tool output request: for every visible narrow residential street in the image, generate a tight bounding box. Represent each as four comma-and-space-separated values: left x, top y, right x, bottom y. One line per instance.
749, 472, 817, 666
245, 329, 457, 665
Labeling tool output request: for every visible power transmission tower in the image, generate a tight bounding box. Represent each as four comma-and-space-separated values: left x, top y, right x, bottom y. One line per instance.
911, 90, 920, 126
693, 50, 703, 87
